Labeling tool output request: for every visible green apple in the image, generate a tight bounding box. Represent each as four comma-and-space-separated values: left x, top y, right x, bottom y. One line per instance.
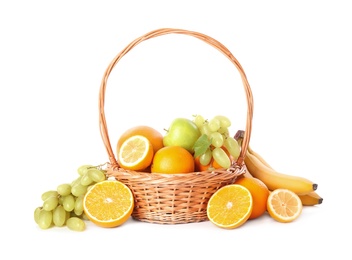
163, 118, 201, 153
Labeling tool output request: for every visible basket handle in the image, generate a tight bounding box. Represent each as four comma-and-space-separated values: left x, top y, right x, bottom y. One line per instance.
99, 28, 253, 168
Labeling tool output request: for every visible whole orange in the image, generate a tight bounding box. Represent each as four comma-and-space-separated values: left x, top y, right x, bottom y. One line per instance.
151, 146, 195, 174
116, 125, 164, 155
234, 177, 270, 219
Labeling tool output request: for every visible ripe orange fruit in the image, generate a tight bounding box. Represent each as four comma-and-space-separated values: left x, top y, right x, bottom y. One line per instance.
267, 188, 303, 223
234, 176, 270, 219
83, 180, 134, 228
118, 135, 153, 171
116, 125, 164, 155
207, 184, 253, 229
151, 146, 195, 174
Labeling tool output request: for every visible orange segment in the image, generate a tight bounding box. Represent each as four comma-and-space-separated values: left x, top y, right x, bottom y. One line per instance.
207, 184, 253, 229
267, 188, 303, 223
83, 180, 134, 228
118, 135, 153, 171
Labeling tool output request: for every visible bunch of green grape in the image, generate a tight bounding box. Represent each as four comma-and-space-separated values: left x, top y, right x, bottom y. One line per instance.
34, 165, 107, 231
193, 114, 241, 169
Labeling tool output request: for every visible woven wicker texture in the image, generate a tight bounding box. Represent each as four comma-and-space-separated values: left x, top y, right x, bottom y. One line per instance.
99, 28, 254, 224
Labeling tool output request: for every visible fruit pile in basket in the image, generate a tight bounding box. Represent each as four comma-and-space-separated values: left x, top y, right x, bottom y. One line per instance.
34, 114, 322, 231
116, 114, 241, 174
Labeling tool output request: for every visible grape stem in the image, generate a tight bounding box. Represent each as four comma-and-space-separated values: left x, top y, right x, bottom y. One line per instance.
91, 162, 109, 171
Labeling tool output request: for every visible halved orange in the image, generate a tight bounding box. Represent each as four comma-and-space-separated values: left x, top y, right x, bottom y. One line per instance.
207, 184, 253, 229
83, 180, 134, 228
118, 135, 154, 171
267, 188, 303, 223
116, 125, 164, 155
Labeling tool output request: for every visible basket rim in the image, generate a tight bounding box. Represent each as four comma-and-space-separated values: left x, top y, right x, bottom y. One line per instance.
106, 162, 246, 179
98, 28, 254, 169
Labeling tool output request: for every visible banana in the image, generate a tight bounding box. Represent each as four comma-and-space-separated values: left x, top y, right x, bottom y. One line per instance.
298, 191, 323, 206
244, 150, 317, 195
247, 145, 274, 170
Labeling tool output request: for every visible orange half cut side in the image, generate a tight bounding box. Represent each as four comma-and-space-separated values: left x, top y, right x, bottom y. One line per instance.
267, 188, 303, 223
118, 135, 153, 171
83, 180, 134, 228
207, 184, 253, 229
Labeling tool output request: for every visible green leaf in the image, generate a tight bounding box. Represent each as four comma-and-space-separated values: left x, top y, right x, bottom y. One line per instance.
193, 134, 212, 157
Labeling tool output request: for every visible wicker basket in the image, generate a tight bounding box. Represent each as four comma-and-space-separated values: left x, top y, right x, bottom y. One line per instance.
98, 28, 254, 224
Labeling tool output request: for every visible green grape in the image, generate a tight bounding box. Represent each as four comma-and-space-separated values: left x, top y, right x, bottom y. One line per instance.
80, 212, 89, 221
66, 217, 86, 232
212, 147, 231, 169
88, 168, 106, 183
77, 164, 94, 176
71, 183, 88, 197
57, 183, 72, 196
210, 132, 224, 148
73, 208, 83, 217
199, 148, 212, 166
43, 196, 59, 211
58, 195, 65, 206
193, 114, 205, 128
53, 205, 67, 227
71, 176, 82, 187
34, 207, 42, 224
218, 126, 229, 136
66, 210, 71, 221
62, 194, 75, 212
38, 210, 53, 229
80, 173, 94, 186
208, 118, 221, 132
214, 115, 231, 128
74, 195, 84, 213
70, 211, 80, 218
41, 190, 58, 201
199, 124, 212, 136
224, 136, 241, 159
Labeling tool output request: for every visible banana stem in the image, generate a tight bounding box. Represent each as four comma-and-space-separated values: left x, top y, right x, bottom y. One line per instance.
234, 130, 245, 146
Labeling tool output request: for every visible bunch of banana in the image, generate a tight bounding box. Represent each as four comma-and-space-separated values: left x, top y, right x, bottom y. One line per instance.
243, 145, 323, 206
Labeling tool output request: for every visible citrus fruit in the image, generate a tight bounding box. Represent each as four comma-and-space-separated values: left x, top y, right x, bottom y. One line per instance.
267, 188, 303, 223
83, 180, 134, 228
151, 146, 195, 174
234, 176, 270, 219
207, 184, 253, 229
194, 155, 212, 172
118, 135, 153, 171
116, 125, 164, 155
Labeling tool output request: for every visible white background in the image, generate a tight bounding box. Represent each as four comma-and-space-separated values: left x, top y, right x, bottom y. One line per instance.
1, 0, 351, 259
